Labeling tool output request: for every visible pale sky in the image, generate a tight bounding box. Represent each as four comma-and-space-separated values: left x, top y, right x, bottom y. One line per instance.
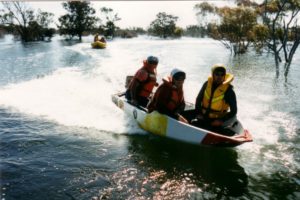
27, 1, 234, 29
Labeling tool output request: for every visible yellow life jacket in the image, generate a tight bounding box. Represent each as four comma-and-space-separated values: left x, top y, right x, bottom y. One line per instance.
202, 73, 234, 119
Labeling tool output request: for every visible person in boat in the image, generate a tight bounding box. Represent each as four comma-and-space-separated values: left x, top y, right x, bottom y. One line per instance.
94, 33, 99, 42
125, 56, 159, 107
94, 33, 106, 43
99, 36, 106, 43
191, 64, 237, 133
147, 68, 189, 123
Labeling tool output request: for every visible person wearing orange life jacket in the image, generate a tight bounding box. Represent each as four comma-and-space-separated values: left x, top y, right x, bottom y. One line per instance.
125, 56, 159, 107
191, 64, 237, 133
147, 68, 188, 123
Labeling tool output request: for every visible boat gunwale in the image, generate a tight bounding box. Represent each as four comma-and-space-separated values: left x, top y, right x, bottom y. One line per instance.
112, 93, 253, 146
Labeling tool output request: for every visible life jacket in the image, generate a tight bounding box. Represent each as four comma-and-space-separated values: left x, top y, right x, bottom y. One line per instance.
100, 37, 106, 43
202, 73, 234, 119
161, 76, 184, 111
130, 61, 157, 98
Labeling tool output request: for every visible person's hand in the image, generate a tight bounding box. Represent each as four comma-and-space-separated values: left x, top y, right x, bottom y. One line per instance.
211, 120, 223, 127
178, 114, 189, 124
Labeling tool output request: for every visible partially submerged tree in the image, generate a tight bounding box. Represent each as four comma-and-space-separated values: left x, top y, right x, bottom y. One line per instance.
98, 7, 121, 38
194, 0, 300, 77
1, 2, 34, 41
58, 1, 96, 40
0, 2, 54, 41
195, 2, 258, 54
194, 2, 218, 33
148, 12, 180, 38
35, 10, 55, 40
184, 25, 206, 37
218, 6, 258, 54
257, 0, 300, 76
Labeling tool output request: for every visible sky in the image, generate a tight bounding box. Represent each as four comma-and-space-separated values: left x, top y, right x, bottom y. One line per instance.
27, 1, 235, 29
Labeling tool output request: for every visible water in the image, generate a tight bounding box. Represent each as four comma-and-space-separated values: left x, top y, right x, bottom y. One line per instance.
0, 35, 299, 199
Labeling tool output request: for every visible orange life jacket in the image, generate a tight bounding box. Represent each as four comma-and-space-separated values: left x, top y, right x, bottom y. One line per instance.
130, 63, 157, 98
162, 77, 184, 111
202, 74, 233, 118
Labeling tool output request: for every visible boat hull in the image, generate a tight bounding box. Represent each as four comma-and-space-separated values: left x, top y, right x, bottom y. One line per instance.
112, 93, 252, 147
91, 41, 106, 49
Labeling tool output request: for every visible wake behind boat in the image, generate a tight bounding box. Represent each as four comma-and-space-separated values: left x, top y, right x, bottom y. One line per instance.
112, 92, 252, 147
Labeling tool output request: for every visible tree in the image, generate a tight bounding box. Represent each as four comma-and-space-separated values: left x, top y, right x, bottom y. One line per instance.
194, 0, 299, 77
115, 27, 146, 38
58, 1, 96, 40
36, 9, 54, 29
218, 6, 258, 54
98, 7, 121, 38
184, 25, 206, 37
174, 27, 183, 38
257, 0, 300, 77
195, 2, 258, 54
0, 2, 54, 42
36, 10, 55, 40
194, 2, 218, 32
148, 12, 179, 38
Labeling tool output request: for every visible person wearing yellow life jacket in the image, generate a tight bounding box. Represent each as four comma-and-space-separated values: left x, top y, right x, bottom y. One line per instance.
191, 64, 237, 132
147, 68, 188, 123
125, 56, 159, 107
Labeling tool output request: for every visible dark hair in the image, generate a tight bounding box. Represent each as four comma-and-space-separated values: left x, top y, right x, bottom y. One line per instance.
213, 67, 226, 75
147, 56, 159, 65
173, 71, 186, 80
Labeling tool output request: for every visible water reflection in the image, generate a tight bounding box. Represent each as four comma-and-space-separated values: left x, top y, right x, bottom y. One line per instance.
101, 135, 248, 199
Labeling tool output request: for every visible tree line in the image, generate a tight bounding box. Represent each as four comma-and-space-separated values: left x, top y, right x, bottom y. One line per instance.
0, 1, 299, 76
0, 2, 189, 40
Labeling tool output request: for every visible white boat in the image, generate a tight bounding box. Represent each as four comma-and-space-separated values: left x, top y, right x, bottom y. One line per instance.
111, 92, 253, 147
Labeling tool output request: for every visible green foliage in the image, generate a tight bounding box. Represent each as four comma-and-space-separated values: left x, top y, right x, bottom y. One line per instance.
115, 27, 147, 38
249, 24, 269, 51
218, 7, 257, 40
184, 25, 206, 37
58, 1, 96, 40
194, 2, 215, 16
174, 27, 183, 38
0, 2, 55, 42
194, 2, 218, 30
258, 0, 300, 76
215, 7, 258, 53
98, 7, 121, 38
194, 0, 299, 76
235, 0, 259, 7
148, 12, 180, 38
36, 9, 54, 28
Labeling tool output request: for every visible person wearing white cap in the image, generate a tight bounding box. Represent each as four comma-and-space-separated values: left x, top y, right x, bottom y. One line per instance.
147, 68, 188, 123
